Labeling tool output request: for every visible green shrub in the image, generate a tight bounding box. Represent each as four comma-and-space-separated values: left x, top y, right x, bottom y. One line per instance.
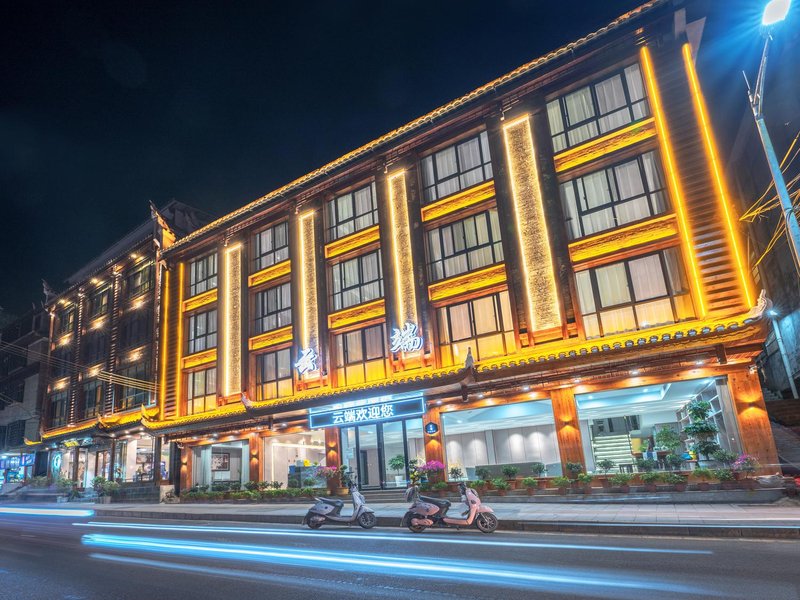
102, 481, 121, 496
712, 468, 734, 481
521, 477, 538, 488
640, 472, 661, 484
475, 467, 491, 481
596, 459, 616, 474
692, 467, 714, 481
565, 462, 583, 476
501, 465, 519, 479
662, 473, 687, 485
655, 426, 682, 452
635, 458, 658, 472
91, 476, 107, 495
472, 479, 486, 488
491, 478, 510, 490
552, 476, 571, 488
448, 466, 464, 480
712, 450, 738, 466
432, 481, 449, 491
576, 472, 593, 484
529, 462, 546, 476
610, 473, 634, 486
244, 481, 261, 492
665, 454, 684, 469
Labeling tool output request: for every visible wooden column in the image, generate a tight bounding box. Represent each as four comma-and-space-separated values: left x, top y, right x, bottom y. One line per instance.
550, 387, 585, 471
728, 369, 779, 473
324, 427, 341, 469
180, 445, 192, 491
248, 433, 260, 483
423, 405, 444, 465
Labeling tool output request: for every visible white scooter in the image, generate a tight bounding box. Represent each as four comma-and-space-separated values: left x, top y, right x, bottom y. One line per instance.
302, 480, 377, 529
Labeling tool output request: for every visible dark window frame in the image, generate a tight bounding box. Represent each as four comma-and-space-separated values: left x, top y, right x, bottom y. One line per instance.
420, 131, 493, 204
188, 253, 218, 298
49, 391, 68, 428
325, 182, 379, 242
330, 250, 384, 312
254, 282, 292, 335
186, 366, 217, 415
116, 362, 150, 411
426, 209, 504, 281
254, 348, 293, 402
89, 287, 111, 318
437, 291, 515, 364
126, 262, 155, 298
83, 379, 103, 419
187, 309, 218, 355
56, 308, 76, 336
253, 221, 290, 272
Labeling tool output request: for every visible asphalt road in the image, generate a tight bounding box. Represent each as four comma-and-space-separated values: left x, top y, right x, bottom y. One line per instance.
0, 507, 798, 600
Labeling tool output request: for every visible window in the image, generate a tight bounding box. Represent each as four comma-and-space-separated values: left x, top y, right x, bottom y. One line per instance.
330, 251, 383, 311
325, 183, 379, 242
560, 151, 668, 240
127, 262, 154, 297
82, 331, 108, 364
0, 351, 25, 377
50, 347, 72, 379
117, 362, 150, 410
187, 367, 217, 415
575, 248, 695, 339
547, 64, 649, 152
6, 420, 25, 447
437, 291, 515, 366
254, 222, 290, 271
255, 349, 293, 401
89, 287, 110, 318
426, 209, 504, 281
421, 132, 493, 203
0, 381, 24, 404
334, 324, 387, 386
57, 309, 75, 335
254, 283, 292, 335
119, 310, 152, 350
83, 380, 103, 419
187, 310, 217, 354
189, 253, 218, 297
50, 391, 68, 427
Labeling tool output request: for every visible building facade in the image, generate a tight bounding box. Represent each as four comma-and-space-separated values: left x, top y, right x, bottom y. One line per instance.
37, 202, 211, 490
0, 310, 49, 486
150, 0, 779, 493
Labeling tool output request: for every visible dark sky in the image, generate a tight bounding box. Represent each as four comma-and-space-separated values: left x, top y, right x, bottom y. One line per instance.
0, 0, 779, 316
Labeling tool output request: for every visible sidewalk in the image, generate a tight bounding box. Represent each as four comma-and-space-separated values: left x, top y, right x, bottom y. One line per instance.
82, 498, 800, 539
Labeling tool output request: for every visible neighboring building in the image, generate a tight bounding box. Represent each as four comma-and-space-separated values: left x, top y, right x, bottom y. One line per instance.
148, 0, 779, 493
0, 310, 49, 485
38, 202, 211, 489
727, 21, 800, 400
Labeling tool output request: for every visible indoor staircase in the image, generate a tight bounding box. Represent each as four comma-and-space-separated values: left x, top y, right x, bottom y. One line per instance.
592, 434, 634, 471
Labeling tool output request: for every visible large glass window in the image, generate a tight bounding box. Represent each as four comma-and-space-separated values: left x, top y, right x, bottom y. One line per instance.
437, 291, 515, 366
255, 349, 293, 401
547, 64, 649, 152
83, 380, 103, 419
575, 248, 695, 339
50, 347, 72, 379
49, 391, 68, 428
191, 440, 250, 489
126, 261, 154, 298
187, 367, 217, 415
89, 287, 110, 318
262, 431, 326, 489
189, 253, 218, 297
426, 209, 504, 281
254, 222, 289, 271
576, 379, 739, 473
82, 332, 108, 365
560, 151, 668, 240
117, 362, 150, 410
442, 400, 562, 479
187, 309, 217, 354
334, 324, 387, 386
325, 183, 379, 242
57, 308, 75, 336
119, 309, 152, 350
421, 132, 493, 204
254, 283, 292, 334
330, 250, 384, 311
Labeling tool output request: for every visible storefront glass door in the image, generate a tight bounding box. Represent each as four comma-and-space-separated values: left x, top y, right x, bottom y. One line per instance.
381, 421, 406, 488
357, 424, 379, 488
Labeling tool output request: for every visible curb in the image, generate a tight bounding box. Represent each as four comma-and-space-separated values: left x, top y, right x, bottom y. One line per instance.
93, 509, 800, 539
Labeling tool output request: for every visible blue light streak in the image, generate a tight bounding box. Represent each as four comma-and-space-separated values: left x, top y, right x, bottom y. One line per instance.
0, 507, 94, 518
76, 521, 712, 555
81, 533, 714, 596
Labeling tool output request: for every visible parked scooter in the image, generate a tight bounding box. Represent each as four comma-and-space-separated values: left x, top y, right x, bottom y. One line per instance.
401, 482, 498, 533
303, 480, 376, 529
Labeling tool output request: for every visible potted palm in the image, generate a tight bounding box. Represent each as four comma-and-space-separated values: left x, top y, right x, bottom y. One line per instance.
552, 476, 571, 495
492, 478, 510, 496
610, 472, 633, 493
692, 467, 714, 491
521, 477, 538, 496
501, 465, 519, 489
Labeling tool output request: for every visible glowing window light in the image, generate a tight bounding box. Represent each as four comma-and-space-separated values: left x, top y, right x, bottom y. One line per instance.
298, 211, 319, 375
386, 170, 418, 331
682, 43, 754, 308
223, 244, 242, 397
640, 46, 706, 317
502, 115, 561, 334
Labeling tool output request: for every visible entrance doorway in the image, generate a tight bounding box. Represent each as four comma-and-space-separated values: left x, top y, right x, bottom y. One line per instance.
340, 418, 424, 489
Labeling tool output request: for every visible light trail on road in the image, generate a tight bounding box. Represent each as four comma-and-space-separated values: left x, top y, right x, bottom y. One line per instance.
0, 507, 94, 518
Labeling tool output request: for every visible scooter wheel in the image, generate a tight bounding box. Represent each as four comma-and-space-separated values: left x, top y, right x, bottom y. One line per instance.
475, 513, 498, 533
357, 512, 377, 529
306, 516, 324, 529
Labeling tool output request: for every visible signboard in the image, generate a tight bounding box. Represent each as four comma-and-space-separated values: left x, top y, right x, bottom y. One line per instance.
0, 456, 21, 470
295, 348, 318, 375
309, 397, 425, 429
390, 322, 423, 353
20, 454, 34, 467
424, 422, 439, 435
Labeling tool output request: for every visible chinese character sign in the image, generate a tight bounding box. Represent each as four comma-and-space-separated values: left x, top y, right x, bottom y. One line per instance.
295, 347, 318, 375
310, 396, 423, 428
390, 322, 423, 353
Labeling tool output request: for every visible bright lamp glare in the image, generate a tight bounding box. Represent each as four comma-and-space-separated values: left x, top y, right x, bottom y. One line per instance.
763, 0, 791, 25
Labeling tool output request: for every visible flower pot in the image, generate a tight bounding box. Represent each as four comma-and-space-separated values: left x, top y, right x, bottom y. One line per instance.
497, 489, 507, 497
600, 478, 611, 489
675, 483, 687, 492
557, 486, 568, 496
721, 481, 736, 490
739, 479, 757, 490
448, 483, 460, 493
733, 471, 743, 481
644, 484, 657, 493
437, 489, 447, 498
571, 481, 582, 491
697, 482, 711, 491
525, 487, 536, 496
618, 485, 630, 494
583, 486, 592, 495
506, 479, 518, 490
96, 496, 112, 504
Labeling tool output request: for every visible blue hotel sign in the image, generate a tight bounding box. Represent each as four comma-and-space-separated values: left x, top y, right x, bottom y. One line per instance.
309, 397, 425, 429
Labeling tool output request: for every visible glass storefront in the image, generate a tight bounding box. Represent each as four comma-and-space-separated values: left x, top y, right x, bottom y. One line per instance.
192, 440, 250, 489
441, 399, 562, 479
113, 434, 156, 482
576, 378, 740, 473
262, 431, 326, 488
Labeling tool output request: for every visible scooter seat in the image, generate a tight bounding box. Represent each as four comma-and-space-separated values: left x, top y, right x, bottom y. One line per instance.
318, 497, 344, 507
419, 495, 450, 508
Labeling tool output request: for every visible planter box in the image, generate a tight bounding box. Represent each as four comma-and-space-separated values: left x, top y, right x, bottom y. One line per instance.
697, 482, 711, 491
96, 496, 112, 504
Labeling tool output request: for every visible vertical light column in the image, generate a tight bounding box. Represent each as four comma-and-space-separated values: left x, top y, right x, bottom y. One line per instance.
297, 211, 320, 378
640, 46, 707, 317
158, 269, 170, 419
682, 43, 754, 308
502, 114, 561, 336
175, 263, 185, 417
222, 244, 242, 397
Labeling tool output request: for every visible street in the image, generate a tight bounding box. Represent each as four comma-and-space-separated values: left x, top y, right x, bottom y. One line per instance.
0, 507, 798, 599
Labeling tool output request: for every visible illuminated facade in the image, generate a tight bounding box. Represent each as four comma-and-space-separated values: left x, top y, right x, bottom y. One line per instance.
152, 0, 779, 492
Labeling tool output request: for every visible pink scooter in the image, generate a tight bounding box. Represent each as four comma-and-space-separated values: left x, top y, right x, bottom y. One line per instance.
402, 482, 498, 533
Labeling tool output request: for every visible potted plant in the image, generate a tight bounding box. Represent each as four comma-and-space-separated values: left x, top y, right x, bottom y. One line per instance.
432, 481, 449, 498
595, 459, 616, 488
314, 465, 342, 494
684, 400, 722, 462
530, 462, 546, 479
552, 476, 571, 495
490, 478, 509, 496
655, 426, 682, 455
692, 467, 714, 491
635, 458, 658, 473
640, 471, 661, 493
664, 454, 684, 471
712, 449, 738, 467
448, 466, 464, 492
576, 472, 593, 494
732, 454, 760, 488
713, 468, 736, 490
610, 472, 633, 493
663, 472, 688, 492
473, 479, 487, 492
476, 467, 492, 489
102, 480, 121, 501
501, 465, 519, 489
388, 455, 407, 487
418, 460, 445, 485
565, 462, 583, 479
521, 477, 538, 495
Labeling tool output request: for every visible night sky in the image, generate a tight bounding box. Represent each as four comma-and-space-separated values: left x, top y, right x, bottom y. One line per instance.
0, 0, 774, 316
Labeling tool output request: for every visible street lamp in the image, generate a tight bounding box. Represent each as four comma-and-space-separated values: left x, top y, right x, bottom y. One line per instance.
747, 0, 800, 273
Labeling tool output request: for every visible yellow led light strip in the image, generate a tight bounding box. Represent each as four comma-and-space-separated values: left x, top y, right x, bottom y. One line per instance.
428, 263, 507, 303
298, 211, 319, 372
159, 268, 170, 418
324, 225, 380, 260
223, 244, 242, 397
568, 213, 679, 264
640, 46, 706, 317
175, 262, 185, 417
327, 298, 386, 330
502, 114, 561, 333
249, 326, 293, 351
182, 348, 217, 370
387, 171, 418, 327
682, 43, 754, 308
553, 118, 656, 173
420, 180, 496, 223
182, 288, 217, 312
248, 260, 291, 288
